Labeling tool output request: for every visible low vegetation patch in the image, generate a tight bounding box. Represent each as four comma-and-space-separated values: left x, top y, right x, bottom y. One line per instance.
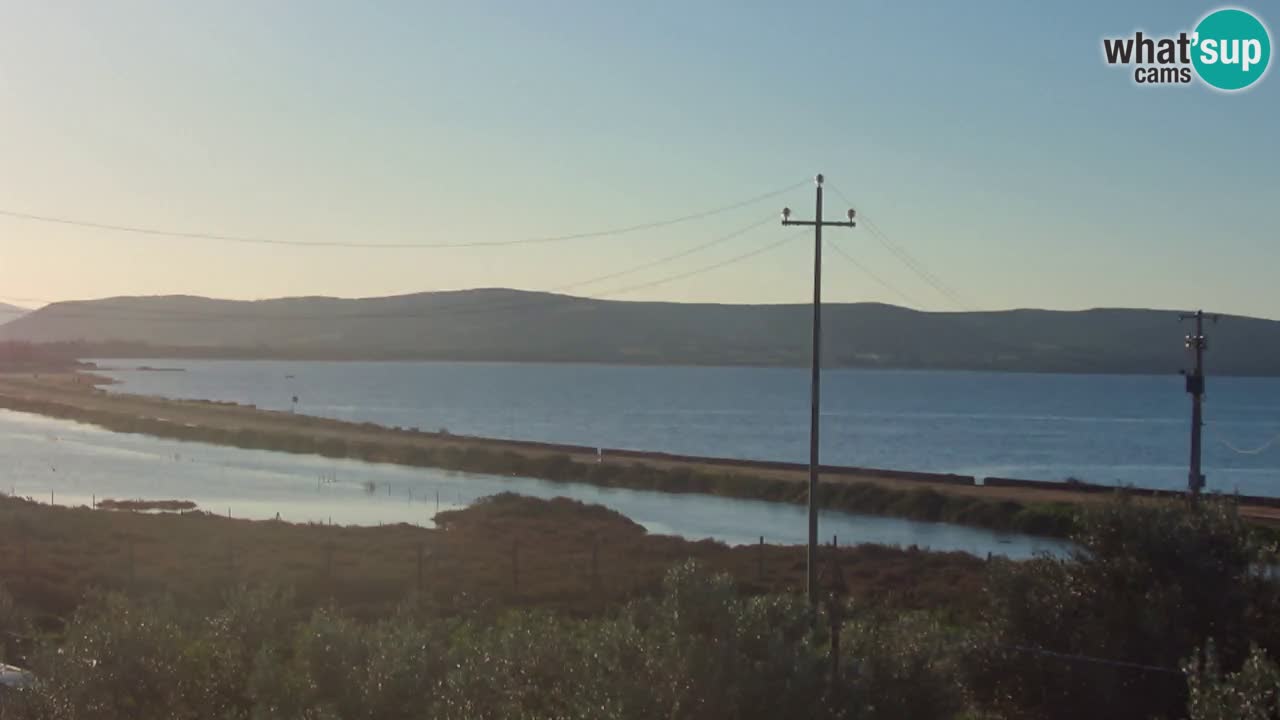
0, 493, 987, 631
435, 492, 647, 538
3, 496, 1280, 719
95, 498, 198, 512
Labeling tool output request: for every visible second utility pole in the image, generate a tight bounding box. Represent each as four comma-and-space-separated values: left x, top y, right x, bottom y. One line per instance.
1180, 309, 1219, 496
783, 173, 855, 608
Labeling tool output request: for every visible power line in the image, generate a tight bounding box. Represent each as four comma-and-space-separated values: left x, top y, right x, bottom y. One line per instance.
2, 228, 803, 323
1, 216, 770, 314
597, 229, 806, 298
828, 185, 973, 310
823, 239, 922, 308
1214, 431, 1280, 456
549, 215, 775, 293
863, 217, 972, 310
0, 216, 780, 318
998, 644, 1182, 676
0, 180, 808, 250
931, 633, 1184, 678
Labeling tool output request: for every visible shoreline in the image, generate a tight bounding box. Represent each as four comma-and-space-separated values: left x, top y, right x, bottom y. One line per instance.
81, 352, 1280, 378
2, 371, 1277, 539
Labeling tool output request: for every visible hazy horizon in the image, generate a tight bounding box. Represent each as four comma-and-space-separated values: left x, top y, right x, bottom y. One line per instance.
2, 1, 1276, 318
9, 287, 1280, 323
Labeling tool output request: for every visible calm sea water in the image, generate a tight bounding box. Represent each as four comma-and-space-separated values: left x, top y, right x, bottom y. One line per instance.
94, 360, 1280, 496
0, 409, 1065, 558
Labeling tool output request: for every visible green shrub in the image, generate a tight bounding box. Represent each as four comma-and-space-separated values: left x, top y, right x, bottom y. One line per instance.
1185, 642, 1280, 720
7, 563, 973, 720
967, 497, 1279, 720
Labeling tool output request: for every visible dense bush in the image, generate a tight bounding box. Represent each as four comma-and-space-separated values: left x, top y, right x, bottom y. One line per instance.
8, 497, 1280, 719
967, 497, 1280, 720
3, 563, 967, 720
0, 583, 27, 665
1185, 643, 1280, 720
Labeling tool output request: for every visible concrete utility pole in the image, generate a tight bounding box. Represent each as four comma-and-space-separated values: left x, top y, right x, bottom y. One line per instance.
1180, 310, 1219, 496
782, 174, 855, 608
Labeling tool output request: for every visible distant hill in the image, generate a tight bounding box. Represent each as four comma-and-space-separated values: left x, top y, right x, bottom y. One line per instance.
0, 302, 28, 326
2, 289, 1277, 375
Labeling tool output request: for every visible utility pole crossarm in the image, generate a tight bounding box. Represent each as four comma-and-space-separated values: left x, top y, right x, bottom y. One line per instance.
782, 219, 856, 228
779, 173, 857, 610
1179, 311, 1221, 320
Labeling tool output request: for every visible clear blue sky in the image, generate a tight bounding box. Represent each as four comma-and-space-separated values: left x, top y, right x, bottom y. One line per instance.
0, 1, 1275, 316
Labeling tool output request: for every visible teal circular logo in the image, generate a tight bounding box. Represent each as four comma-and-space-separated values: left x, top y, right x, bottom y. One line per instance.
1192, 8, 1271, 91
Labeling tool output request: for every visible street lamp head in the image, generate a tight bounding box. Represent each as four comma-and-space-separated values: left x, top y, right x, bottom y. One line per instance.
782, 207, 791, 221
846, 209, 856, 222
815, 173, 824, 186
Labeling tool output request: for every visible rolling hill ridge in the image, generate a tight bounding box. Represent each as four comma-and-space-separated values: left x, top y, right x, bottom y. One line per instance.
1, 289, 1276, 375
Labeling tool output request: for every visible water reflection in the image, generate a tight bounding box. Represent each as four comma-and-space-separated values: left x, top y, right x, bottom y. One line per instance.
0, 409, 1068, 559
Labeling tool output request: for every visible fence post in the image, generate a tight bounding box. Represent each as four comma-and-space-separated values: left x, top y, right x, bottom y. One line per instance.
512, 539, 520, 597
825, 549, 846, 690
416, 542, 424, 596
591, 536, 600, 592
830, 596, 842, 681
324, 541, 334, 595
